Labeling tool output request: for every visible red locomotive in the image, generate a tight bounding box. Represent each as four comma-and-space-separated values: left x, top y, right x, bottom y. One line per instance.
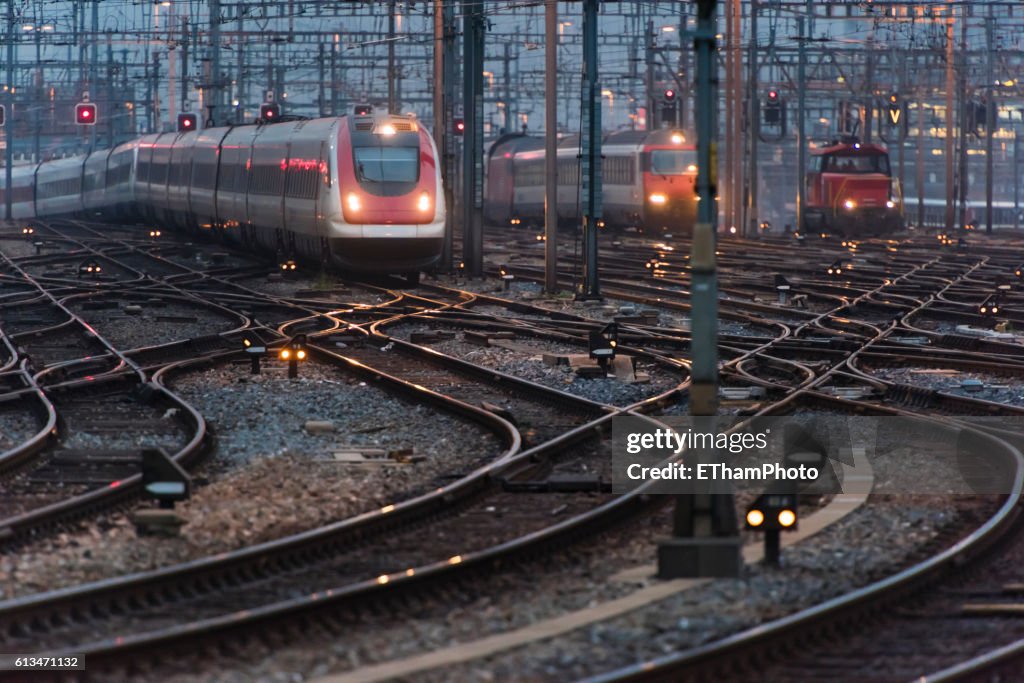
803, 138, 903, 236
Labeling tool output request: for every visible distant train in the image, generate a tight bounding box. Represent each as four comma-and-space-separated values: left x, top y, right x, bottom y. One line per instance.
485, 129, 698, 233
901, 197, 1022, 231
803, 139, 904, 236
3, 113, 446, 276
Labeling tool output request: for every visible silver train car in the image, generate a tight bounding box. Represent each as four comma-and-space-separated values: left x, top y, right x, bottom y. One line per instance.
2, 113, 446, 274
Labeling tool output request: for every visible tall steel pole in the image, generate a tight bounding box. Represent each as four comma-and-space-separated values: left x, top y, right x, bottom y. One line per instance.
659, 0, 739, 580
461, 2, 484, 276
577, 0, 602, 300
544, 0, 558, 293
441, 1, 456, 270
209, 0, 221, 127
796, 17, 806, 234
747, 0, 759, 237
944, 14, 955, 233
4, 0, 12, 222
917, 92, 925, 229
984, 10, 994, 234
387, 0, 396, 114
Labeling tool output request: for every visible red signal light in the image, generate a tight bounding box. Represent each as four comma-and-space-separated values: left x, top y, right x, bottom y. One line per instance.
454, 118, 466, 135
75, 102, 97, 125
177, 113, 197, 132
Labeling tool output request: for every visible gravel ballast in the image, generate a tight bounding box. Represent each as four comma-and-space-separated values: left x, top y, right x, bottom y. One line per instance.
0, 359, 503, 599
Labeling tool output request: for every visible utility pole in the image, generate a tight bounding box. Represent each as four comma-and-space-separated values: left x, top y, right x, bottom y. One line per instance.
388, 0, 396, 114
461, 2, 484, 276
544, 0, 558, 293
502, 42, 512, 133
646, 19, 655, 129
5, 0, 13, 221
1015, 126, 1021, 231
723, 1, 734, 234
235, 8, 245, 123
796, 16, 806, 234
577, 0, 602, 300
863, 38, 873, 144
180, 17, 189, 116
730, 0, 742, 237
659, 0, 740, 580
956, 14, 968, 231
441, 1, 456, 271
89, 0, 98, 152
747, 0, 759, 237
944, 13, 955, 233
433, 0, 453, 272
209, 0, 221, 127
916, 91, 925, 229
984, 9, 994, 234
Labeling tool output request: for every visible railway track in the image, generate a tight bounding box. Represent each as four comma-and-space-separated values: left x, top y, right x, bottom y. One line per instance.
5, 222, 1024, 680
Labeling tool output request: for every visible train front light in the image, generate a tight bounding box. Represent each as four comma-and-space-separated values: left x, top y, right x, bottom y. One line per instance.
886, 200, 895, 209
649, 193, 667, 205
843, 199, 856, 210
346, 193, 362, 212
686, 164, 697, 173
417, 192, 431, 213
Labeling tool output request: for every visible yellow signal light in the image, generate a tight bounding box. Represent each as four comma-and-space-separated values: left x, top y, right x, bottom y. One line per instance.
778, 509, 797, 527
746, 509, 765, 527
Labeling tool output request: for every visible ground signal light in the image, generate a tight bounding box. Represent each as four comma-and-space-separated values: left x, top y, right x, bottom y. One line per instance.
589, 322, 618, 372
746, 489, 799, 566
279, 334, 308, 379
75, 102, 97, 125
177, 113, 197, 132
21, 226, 33, 238
260, 103, 281, 122
79, 260, 102, 277
279, 258, 298, 275
243, 335, 267, 375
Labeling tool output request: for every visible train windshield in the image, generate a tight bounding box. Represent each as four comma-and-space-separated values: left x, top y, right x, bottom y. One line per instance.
823, 153, 890, 174
353, 146, 419, 182
650, 149, 697, 175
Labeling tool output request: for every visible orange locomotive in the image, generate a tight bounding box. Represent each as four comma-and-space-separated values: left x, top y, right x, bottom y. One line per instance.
803, 139, 904, 236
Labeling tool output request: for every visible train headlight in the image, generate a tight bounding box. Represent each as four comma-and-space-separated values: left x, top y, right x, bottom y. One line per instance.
843, 199, 856, 210
417, 192, 431, 213
377, 123, 397, 136
671, 133, 684, 144
886, 200, 895, 209
346, 193, 362, 212
649, 193, 667, 205
686, 164, 697, 173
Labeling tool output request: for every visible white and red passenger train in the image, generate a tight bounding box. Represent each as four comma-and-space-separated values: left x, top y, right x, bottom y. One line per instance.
3, 112, 446, 275
485, 128, 698, 233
